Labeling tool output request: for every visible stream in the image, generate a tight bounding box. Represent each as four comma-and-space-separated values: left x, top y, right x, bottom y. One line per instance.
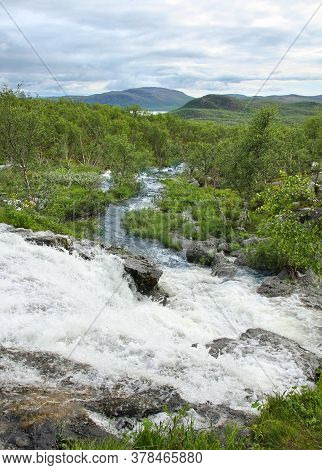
0, 168, 321, 416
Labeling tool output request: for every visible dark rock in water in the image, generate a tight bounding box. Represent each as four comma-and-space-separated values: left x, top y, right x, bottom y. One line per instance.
257, 271, 321, 310
205, 337, 237, 358
0, 386, 111, 450
0, 347, 186, 450
119, 253, 162, 295
212, 252, 237, 278
24, 232, 71, 250
257, 276, 294, 297
297, 269, 320, 288
0, 347, 93, 383
6, 226, 71, 250
193, 404, 253, 433
3, 225, 162, 296
205, 328, 320, 382
92, 387, 186, 419
186, 240, 217, 266
277, 269, 291, 281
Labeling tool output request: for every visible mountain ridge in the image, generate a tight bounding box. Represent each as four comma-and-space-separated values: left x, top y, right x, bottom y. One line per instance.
50, 87, 193, 111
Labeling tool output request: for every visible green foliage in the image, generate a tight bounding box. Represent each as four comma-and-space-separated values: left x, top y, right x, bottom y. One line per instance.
124, 178, 244, 248
124, 208, 183, 251
245, 239, 289, 273
45, 185, 108, 220
251, 378, 322, 450
0, 205, 74, 235
174, 94, 322, 125
259, 173, 321, 274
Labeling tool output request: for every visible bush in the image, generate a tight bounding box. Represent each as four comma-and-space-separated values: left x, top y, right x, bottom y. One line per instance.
245, 239, 288, 273
0, 205, 73, 234
45, 185, 108, 221
259, 173, 321, 275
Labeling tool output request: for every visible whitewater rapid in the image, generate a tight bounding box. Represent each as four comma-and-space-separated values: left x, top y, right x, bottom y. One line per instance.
0, 225, 320, 410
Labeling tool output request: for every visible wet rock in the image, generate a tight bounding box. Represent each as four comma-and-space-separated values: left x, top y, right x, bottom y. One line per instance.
70, 241, 162, 296
6, 227, 72, 250
186, 240, 217, 266
257, 276, 294, 297
0, 347, 187, 449
92, 387, 187, 419
277, 269, 291, 281
0, 388, 110, 450
3, 225, 162, 296
212, 252, 237, 278
193, 404, 253, 432
205, 328, 320, 382
120, 254, 162, 295
205, 337, 236, 358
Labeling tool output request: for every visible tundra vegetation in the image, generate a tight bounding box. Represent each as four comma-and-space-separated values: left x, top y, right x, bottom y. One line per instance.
0, 86, 321, 449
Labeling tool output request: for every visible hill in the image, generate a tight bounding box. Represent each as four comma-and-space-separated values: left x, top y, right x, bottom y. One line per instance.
54, 87, 193, 111
174, 94, 322, 124
227, 94, 322, 103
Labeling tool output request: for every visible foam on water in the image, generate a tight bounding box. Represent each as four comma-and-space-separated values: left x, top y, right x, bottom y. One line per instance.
0, 229, 320, 410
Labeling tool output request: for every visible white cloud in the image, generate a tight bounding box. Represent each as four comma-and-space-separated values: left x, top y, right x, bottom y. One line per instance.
0, 0, 321, 96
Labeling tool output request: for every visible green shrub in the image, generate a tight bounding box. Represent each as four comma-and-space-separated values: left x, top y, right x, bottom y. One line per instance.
245, 239, 288, 272
259, 173, 321, 275
45, 185, 108, 221
0, 205, 73, 234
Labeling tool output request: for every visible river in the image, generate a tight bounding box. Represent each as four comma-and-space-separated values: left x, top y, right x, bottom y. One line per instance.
0, 169, 320, 413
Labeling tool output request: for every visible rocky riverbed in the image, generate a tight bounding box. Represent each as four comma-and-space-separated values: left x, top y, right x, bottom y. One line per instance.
0, 170, 321, 449
0, 223, 320, 449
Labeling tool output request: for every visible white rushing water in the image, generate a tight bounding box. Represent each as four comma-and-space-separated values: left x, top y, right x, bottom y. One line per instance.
0, 225, 320, 411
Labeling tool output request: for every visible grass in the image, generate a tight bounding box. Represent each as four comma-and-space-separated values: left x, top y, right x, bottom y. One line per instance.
124, 177, 249, 249
251, 379, 322, 450
0, 165, 139, 239
64, 379, 322, 450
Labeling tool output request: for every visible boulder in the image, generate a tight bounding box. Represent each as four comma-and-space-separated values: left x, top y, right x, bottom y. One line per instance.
297, 268, 320, 287
186, 240, 217, 266
0, 347, 187, 449
212, 252, 237, 278
205, 337, 236, 358
204, 328, 320, 382
241, 236, 260, 247
2, 226, 162, 296
217, 240, 230, 253
6, 227, 71, 250
257, 276, 294, 297
118, 253, 162, 295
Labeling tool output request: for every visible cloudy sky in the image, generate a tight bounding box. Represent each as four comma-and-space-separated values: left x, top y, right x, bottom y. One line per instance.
0, 0, 321, 97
